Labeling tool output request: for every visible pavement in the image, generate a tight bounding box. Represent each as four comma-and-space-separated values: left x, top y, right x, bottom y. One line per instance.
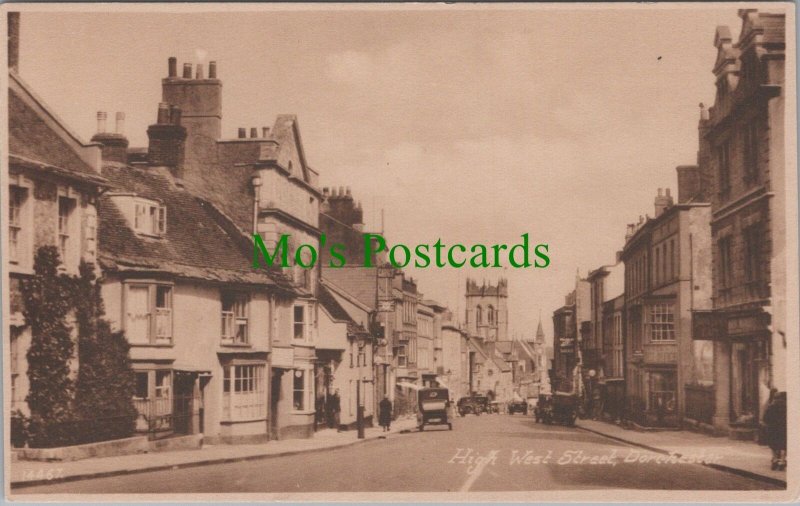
9, 416, 419, 489
575, 419, 786, 487
11, 414, 785, 496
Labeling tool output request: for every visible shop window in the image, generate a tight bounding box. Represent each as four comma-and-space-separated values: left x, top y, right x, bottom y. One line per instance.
648, 371, 676, 413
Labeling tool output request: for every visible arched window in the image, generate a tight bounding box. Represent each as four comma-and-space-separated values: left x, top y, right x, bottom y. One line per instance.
487, 305, 495, 325
476, 305, 483, 324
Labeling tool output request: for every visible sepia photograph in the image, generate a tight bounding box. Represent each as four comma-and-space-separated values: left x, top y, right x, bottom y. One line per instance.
2, 3, 798, 502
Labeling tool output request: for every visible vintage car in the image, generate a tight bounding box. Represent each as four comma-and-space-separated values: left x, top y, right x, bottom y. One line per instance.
534, 392, 578, 426
508, 399, 528, 415
417, 387, 452, 431
457, 396, 479, 416
457, 395, 488, 416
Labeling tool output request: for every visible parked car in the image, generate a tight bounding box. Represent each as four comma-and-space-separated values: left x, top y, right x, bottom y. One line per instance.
508, 399, 528, 415
457, 396, 480, 416
417, 387, 452, 431
534, 392, 578, 426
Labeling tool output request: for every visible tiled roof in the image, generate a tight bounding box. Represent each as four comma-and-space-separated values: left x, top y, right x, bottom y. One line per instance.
318, 284, 353, 322
9, 74, 98, 177
98, 164, 281, 287
321, 266, 377, 309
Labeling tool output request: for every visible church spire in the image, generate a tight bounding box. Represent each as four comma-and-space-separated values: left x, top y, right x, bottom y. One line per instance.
536, 310, 545, 343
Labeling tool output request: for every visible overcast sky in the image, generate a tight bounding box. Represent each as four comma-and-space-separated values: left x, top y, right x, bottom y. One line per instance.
16, 5, 769, 344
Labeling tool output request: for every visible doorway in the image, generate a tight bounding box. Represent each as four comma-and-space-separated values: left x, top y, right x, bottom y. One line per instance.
270, 369, 282, 439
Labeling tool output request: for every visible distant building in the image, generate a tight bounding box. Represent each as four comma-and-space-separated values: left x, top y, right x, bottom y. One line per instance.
586, 260, 624, 419
464, 278, 508, 342
552, 276, 590, 394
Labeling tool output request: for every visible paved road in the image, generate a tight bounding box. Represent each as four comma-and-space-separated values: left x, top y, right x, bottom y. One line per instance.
16, 414, 780, 494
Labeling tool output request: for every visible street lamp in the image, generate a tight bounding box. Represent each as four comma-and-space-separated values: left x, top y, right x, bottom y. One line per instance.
356, 333, 366, 439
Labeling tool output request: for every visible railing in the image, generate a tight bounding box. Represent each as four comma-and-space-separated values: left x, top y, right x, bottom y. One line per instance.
684, 384, 715, 424
133, 395, 200, 438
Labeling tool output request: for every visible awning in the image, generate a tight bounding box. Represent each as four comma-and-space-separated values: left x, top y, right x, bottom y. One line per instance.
396, 381, 422, 391
172, 363, 212, 376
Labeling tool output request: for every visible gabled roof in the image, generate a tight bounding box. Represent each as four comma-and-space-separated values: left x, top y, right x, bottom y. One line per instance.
98, 164, 284, 288
9, 72, 103, 179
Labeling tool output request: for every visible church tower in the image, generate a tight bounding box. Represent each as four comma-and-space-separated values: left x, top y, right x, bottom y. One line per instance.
465, 278, 508, 341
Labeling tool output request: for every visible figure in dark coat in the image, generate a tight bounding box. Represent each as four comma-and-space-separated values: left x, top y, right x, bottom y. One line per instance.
379, 397, 393, 432
763, 390, 787, 471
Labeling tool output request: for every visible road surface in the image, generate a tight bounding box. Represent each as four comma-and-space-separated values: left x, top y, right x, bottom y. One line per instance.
16, 413, 779, 494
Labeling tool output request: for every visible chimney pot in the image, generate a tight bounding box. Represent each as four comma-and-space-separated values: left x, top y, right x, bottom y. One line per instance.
657, 188, 663, 196
157, 103, 170, 124
666, 188, 671, 198
339, 186, 345, 196
209, 61, 217, 79
195, 63, 204, 80
183, 63, 192, 78
238, 128, 246, 139
346, 186, 352, 196
115, 112, 125, 134
96, 111, 107, 133
262, 127, 269, 138
168, 57, 177, 78
250, 127, 258, 138
323, 187, 329, 195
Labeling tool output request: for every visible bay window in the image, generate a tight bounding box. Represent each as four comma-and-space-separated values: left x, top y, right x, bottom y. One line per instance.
221, 292, 249, 345
293, 304, 313, 342
134, 199, 166, 237
223, 363, 266, 421
292, 368, 312, 412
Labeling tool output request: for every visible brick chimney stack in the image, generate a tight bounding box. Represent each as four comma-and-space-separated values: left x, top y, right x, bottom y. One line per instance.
91, 111, 130, 164
654, 188, 673, 216
147, 102, 187, 176
161, 56, 222, 181
8, 12, 20, 73
321, 185, 364, 229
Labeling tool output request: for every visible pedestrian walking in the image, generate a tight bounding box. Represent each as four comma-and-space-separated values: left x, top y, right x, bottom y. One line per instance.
379, 396, 393, 432
330, 389, 342, 432
763, 389, 787, 471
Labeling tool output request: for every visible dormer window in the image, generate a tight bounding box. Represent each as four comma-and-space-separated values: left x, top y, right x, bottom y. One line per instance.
134, 199, 166, 237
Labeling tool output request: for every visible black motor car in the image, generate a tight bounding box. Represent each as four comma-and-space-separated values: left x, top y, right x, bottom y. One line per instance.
417, 387, 452, 431
534, 392, 578, 426
508, 399, 528, 415
457, 395, 488, 416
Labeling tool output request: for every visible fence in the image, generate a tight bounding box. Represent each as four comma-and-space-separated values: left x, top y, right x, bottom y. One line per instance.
684, 384, 715, 424
134, 394, 201, 439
